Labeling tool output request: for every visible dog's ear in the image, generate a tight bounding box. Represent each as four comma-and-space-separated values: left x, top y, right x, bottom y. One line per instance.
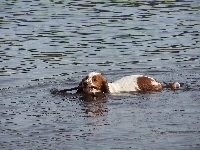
77, 86, 83, 93
77, 81, 83, 93
77, 76, 87, 93
101, 79, 110, 93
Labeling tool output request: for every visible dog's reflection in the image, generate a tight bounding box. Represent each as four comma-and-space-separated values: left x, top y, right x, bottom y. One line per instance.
51, 89, 109, 116
80, 92, 105, 101
80, 92, 108, 116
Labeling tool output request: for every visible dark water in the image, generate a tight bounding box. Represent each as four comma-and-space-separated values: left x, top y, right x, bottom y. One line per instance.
1, 0, 200, 149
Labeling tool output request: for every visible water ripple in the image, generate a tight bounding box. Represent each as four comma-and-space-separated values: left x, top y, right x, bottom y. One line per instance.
1, 0, 200, 149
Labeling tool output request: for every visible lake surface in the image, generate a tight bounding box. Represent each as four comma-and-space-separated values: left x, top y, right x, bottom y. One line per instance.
0, 0, 200, 149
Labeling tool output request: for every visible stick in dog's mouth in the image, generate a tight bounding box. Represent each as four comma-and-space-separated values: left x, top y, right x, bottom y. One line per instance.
50, 87, 79, 94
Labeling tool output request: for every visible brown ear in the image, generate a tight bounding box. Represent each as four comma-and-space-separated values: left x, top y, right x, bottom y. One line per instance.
77, 77, 87, 93
101, 79, 110, 93
77, 81, 83, 93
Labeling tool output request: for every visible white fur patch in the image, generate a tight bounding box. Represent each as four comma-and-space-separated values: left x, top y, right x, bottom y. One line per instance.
86, 72, 100, 85
88, 72, 100, 77
108, 75, 143, 93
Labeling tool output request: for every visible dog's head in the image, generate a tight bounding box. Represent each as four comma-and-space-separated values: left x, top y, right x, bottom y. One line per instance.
78, 72, 110, 94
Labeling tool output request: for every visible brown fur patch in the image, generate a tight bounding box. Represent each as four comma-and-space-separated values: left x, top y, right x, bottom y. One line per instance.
137, 76, 163, 92
165, 82, 180, 90
92, 74, 110, 93
77, 76, 88, 93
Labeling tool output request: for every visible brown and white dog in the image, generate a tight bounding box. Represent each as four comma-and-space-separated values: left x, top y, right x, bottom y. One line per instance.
77, 72, 180, 94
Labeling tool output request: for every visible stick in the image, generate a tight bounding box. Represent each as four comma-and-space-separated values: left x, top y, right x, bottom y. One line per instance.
50, 87, 79, 94
59, 87, 79, 93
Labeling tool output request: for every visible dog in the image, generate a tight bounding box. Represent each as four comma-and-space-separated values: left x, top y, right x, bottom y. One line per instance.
77, 72, 180, 94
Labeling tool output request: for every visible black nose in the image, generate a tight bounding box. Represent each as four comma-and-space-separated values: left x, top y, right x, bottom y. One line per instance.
83, 81, 88, 87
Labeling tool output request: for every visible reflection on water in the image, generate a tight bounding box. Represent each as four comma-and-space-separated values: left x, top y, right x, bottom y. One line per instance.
81, 94, 108, 116
0, 0, 200, 149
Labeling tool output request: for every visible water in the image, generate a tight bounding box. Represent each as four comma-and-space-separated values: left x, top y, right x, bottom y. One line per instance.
0, 0, 200, 149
